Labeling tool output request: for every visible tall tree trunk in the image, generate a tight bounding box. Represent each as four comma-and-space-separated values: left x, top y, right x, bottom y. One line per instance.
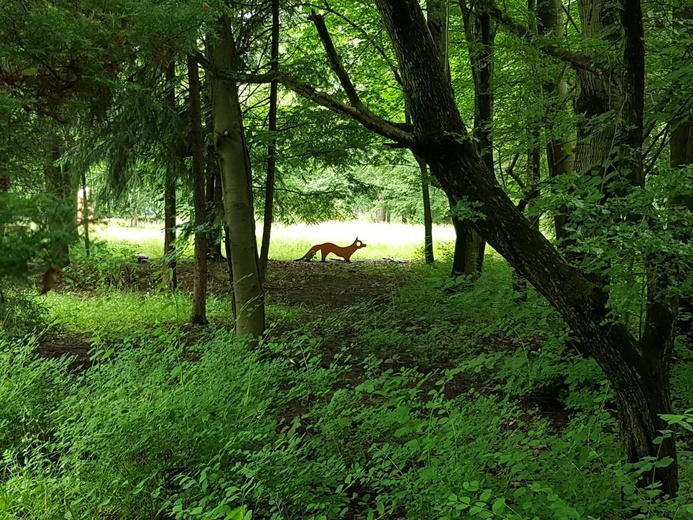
429, 0, 480, 275
44, 135, 72, 267
259, 0, 279, 282
671, 6, 693, 341
460, 0, 497, 276
164, 61, 178, 290
209, 17, 265, 339
80, 170, 90, 258
537, 0, 574, 242
0, 176, 8, 237
374, 0, 678, 495
205, 148, 225, 262
188, 54, 208, 325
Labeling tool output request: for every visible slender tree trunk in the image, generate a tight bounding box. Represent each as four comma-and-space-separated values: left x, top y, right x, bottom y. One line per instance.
188, 54, 208, 325
670, 6, 693, 341
209, 17, 265, 339
44, 135, 72, 267
164, 61, 178, 290
259, 0, 279, 282
0, 176, 8, 237
205, 152, 225, 262
429, 0, 486, 275
374, 0, 678, 495
80, 170, 90, 258
415, 155, 435, 263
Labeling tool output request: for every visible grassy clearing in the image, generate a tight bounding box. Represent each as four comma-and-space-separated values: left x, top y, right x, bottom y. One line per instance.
89, 220, 460, 261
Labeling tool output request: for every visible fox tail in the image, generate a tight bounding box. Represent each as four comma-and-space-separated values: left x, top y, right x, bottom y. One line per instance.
294, 247, 318, 262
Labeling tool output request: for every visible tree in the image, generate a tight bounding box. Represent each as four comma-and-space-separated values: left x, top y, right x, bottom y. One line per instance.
188, 54, 208, 325
259, 0, 280, 281
200, 0, 683, 494
208, 16, 265, 338
164, 61, 179, 290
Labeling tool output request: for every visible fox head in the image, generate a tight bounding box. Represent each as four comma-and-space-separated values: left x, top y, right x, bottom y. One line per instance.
354, 237, 366, 249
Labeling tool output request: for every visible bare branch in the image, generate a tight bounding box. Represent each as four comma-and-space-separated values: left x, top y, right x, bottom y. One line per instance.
482, 0, 598, 73
193, 51, 414, 145
308, 10, 363, 109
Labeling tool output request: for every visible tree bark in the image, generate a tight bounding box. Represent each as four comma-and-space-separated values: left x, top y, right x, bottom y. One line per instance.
209, 17, 265, 339
430, 0, 485, 276
259, 0, 279, 282
188, 54, 208, 325
80, 170, 90, 258
460, 0, 497, 276
537, 0, 574, 244
164, 61, 178, 290
374, 0, 678, 495
670, 6, 693, 342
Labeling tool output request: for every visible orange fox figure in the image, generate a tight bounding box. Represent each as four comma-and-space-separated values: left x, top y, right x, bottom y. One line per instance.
295, 237, 366, 263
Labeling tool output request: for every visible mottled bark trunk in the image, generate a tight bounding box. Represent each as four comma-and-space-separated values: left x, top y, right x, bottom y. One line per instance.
80, 169, 90, 258
375, 0, 678, 495
259, 0, 279, 282
0, 176, 8, 237
164, 61, 178, 290
188, 54, 208, 325
209, 17, 265, 338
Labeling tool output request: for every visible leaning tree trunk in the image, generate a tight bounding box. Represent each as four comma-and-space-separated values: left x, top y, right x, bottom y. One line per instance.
374, 0, 678, 495
188, 54, 208, 325
209, 17, 265, 339
164, 61, 178, 290
259, 0, 280, 282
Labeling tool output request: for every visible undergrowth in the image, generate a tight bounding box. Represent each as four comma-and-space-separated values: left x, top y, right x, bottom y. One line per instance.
1, 257, 693, 518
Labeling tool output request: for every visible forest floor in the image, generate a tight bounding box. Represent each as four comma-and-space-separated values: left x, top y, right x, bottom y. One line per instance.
35, 258, 411, 366
35, 257, 570, 428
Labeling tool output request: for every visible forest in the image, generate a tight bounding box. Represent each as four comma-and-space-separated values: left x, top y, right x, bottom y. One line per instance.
1, 0, 693, 518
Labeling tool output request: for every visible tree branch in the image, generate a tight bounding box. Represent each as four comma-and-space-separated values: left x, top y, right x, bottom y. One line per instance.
309, 10, 364, 109
193, 51, 414, 145
481, 0, 598, 73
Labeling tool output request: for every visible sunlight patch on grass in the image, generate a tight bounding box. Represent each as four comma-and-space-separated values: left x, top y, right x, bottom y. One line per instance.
260, 221, 457, 261
89, 220, 461, 262
91, 222, 167, 258
44, 292, 230, 336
